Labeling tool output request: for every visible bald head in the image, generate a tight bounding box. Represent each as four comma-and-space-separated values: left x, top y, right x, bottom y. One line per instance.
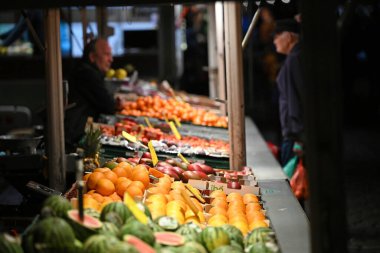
85, 38, 113, 73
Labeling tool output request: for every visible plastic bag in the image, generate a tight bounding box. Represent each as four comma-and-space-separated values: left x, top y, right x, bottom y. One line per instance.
283, 156, 298, 178
290, 159, 309, 200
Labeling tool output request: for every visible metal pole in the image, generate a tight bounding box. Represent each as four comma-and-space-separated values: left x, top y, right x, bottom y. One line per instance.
224, 2, 246, 170
207, 4, 217, 99
44, 9, 66, 192
242, 7, 261, 49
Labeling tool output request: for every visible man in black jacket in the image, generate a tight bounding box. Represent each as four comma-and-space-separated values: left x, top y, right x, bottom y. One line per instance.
273, 19, 304, 166
65, 38, 115, 152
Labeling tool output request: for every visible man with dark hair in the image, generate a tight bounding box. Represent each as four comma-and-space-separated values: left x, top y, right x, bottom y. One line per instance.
64, 38, 115, 152
273, 18, 304, 166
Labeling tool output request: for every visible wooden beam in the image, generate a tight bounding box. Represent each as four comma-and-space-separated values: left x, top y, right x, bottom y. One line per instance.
44, 9, 66, 192
96, 7, 107, 38
300, 1, 347, 253
207, 4, 217, 99
80, 7, 87, 44
224, 2, 246, 170
215, 2, 226, 116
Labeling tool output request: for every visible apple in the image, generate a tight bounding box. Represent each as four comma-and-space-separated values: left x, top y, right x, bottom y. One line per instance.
227, 180, 241, 189
198, 164, 215, 175
171, 166, 184, 175
165, 159, 177, 166
157, 161, 172, 168
142, 152, 152, 159
192, 171, 209, 180
128, 157, 139, 164
187, 163, 202, 172
139, 158, 153, 166
116, 157, 127, 163
183, 171, 202, 181
161, 168, 180, 181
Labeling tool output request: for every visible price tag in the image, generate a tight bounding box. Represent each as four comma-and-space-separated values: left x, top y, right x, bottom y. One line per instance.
122, 131, 137, 143
148, 140, 158, 166
124, 192, 148, 224
177, 153, 189, 164
173, 116, 182, 128
144, 117, 153, 128
169, 121, 181, 140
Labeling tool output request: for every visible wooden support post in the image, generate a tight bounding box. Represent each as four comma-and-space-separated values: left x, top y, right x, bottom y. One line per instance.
301, 1, 347, 252
44, 9, 66, 192
224, 2, 246, 170
207, 4, 217, 99
96, 7, 107, 38
215, 2, 227, 116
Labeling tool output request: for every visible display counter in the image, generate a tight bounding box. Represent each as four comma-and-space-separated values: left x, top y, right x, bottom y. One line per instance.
245, 117, 311, 253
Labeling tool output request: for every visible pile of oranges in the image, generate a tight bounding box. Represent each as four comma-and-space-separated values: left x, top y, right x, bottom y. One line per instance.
145, 180, 204, 224
120, 96, 228, 128
206, 190, 268, 235
82, 162, 150, 211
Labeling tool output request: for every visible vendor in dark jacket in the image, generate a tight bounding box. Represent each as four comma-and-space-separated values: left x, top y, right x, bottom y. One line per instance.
273, 19, 304, 166
65, 38, 115, 152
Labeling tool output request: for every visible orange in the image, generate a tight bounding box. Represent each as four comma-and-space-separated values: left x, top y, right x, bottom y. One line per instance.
246, 202, 262, 213
126, 185, 143, 198
147, 186, 167, 195
227, 208, 246, 218
94, 167, 111, 173
96, 178, 115, 196
132, 170, 150, 188
154, 182, 171, 193
117, 162, 133, 178
103, 171, 118, 185
83, 197, 99, 210
116, 180, 132, 197
229, 214, 248, 224
92, 193, 104, 203
83, 173, 91, 181
228, 201, 246, 211
208, 214, 228, 224
243, 193, 259, 204
129, 180, 146, 191
117, 177, 131, 185
133, 164, 149, 174
112, 166, 129, 178
110, 192, 122, 201
246, 210, 266, 223
87, 172, 105, 190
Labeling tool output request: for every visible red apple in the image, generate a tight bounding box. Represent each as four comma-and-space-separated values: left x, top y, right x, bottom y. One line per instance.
142, 152, 152, 159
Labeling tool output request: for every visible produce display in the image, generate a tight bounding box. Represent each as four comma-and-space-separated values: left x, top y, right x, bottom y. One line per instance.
119, 96, 228, 128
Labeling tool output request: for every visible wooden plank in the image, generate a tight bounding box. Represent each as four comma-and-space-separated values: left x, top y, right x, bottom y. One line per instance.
300, 1, 348, 252
215, 2, 226, 116
223, 2, 246, 170
96, 7, 107, 38
44, 9, 66, 192
80, 8, 88, 44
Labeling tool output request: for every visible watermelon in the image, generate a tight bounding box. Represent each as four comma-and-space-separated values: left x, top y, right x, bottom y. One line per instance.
98, 222, 120, 237
100, 202, 132, 224
199, 227, 230, 252
148, 220, 164, 232
176, 223, 202, 242
102, 211, 124, 227
221, 224, 244, 247
0, 233, 23, 253
67, 209, 103, 242
154, 232, 184, 246
42, 195, 72, 218
84, 208, 101, 219
181, 242, 207, 253
119, 220, 155, 246
246, 241, 280, 253
31, 217, 77, 253
245, 227, 275, 247
159, 246, 180, 253
136, 202, 152, 219
109, 242, 139, 253
154, 216, 180, 231
124, 235, 156, 253
211, 245, 242, 253
83, 234, 120, 253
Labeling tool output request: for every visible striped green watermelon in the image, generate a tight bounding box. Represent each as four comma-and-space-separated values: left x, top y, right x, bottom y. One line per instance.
199, 227, 230, 252
176, 223, 202, 243
102, 211, 124, 227
221, 224, 244, 247
211, 245, 242, 253
246, 241, 280, 253
42, 195, 72, 218
100, 202, 132, 224
84, 208, 100, 219
67, 209, 102, 242
31, 217, 77, 253
245, 227, 275, 247
98, 222, 119, 237
83, 234, 120, 253
0, 233, 23, 253
181, 241, 207, 253
119, 220, 155, 246
109, 242, 139, 253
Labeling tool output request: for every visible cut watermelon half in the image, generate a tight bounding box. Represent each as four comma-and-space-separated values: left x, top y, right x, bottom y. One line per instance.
67, 209, 102, 229
154, 232, 185, 246
124, 235, 156, 253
